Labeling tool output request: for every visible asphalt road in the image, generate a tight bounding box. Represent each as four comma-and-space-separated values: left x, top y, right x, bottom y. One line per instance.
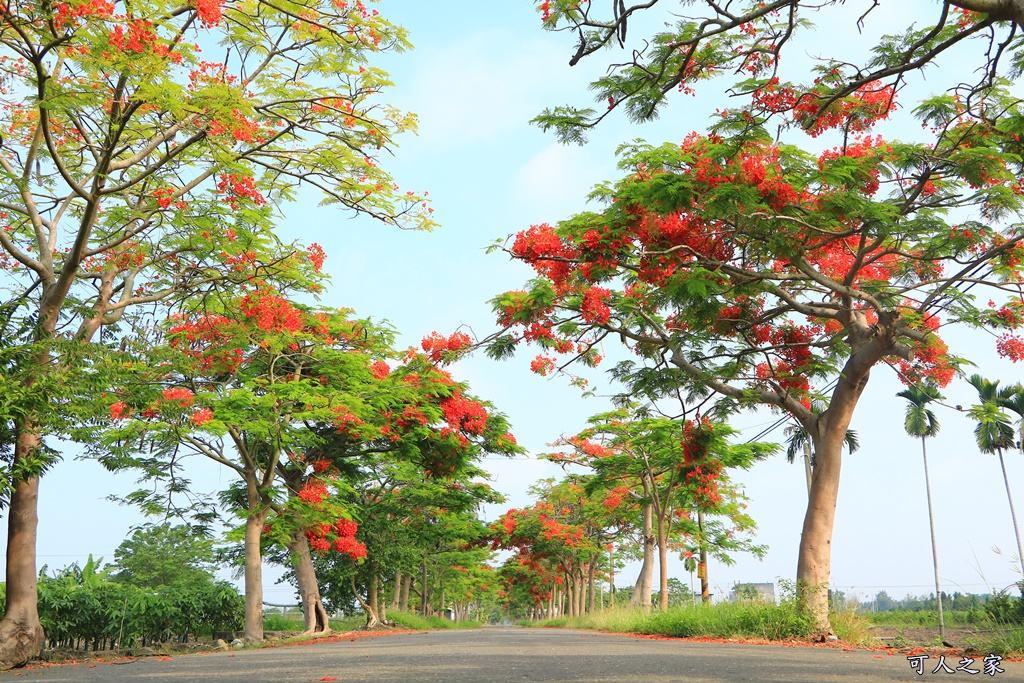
1, 627, 1021, 683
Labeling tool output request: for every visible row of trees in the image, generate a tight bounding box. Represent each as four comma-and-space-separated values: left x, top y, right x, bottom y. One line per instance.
899, 373, 1024, 637
484, 0, 1024, 636
0, 0, 501, 668
489, 410, 774, 620
2, 525, 244, 650
4, 0, 1024, 666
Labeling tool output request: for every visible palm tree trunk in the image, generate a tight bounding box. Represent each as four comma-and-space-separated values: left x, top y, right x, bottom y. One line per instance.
921, 436, 945, 638
997, 448, 1024, 578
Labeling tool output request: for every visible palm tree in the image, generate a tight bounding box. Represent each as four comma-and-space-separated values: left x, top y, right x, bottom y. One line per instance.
896, 383, 945, 639
967, 374, 1024, 579
784, 408, 859, 496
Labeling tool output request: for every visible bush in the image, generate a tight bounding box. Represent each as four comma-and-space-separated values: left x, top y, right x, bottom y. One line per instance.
37, 572, 243, 650
985, 587, 1024, 626
535, 597, 816, 641
387, 611, 482, 630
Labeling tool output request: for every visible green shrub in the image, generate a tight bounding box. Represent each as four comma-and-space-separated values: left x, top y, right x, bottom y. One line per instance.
37, 570, 243, 649
533, 598, 815, 641
387, 611, 482, 630
985, 589, 1024, 626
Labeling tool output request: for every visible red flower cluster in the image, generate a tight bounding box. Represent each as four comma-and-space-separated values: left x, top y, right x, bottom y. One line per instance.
440, 391, 488, 435
331, 406, 365, 435
602, 485, 631, 510
511, 224, 579, 289
108, 20, 159, 53
370, 360, 390, 379
682, 418, 714, 465
110, 400, 129, 421
580, 286, 612, 324
305, 517, 366, 560
997, 333, 1024, 362
308, 243, 326, 273
239, 290, 303, 333
161, 387, 195, 407
216, 173, 266, 209
194, 0, 225, 26
685, 461, 723, 507
420, 330, 472, 364
190, 407, 214, 426
167, 313, 245, 374
568, 436, 614, 459
298, 480, 328, 504
530, 354, 556, 376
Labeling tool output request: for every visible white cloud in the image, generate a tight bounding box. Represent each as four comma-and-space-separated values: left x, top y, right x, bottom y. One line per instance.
510, 142, 607, 223
404, 31, 565, 146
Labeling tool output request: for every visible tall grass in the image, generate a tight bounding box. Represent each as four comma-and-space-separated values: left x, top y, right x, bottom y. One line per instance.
262, 614, 365, 633
534, 600, 816, 641
866, 609, 982, 627
974, 626, 1024, 658
387, 611, 482, 630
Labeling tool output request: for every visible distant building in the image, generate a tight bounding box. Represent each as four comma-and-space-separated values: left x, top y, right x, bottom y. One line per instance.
730, 582, 776, 603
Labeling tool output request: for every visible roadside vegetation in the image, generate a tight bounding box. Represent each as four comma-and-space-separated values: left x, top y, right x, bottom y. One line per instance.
527, 596, 1024, 658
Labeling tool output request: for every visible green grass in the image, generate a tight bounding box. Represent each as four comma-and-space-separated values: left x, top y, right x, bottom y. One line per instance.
829, 609, 879, 646
531, 601, 816, 641
262, 613, 367, 633
973, 625, 1024, 658
386, 611, 483, 630
264, 611, 481, 634
866, 609, 982, 627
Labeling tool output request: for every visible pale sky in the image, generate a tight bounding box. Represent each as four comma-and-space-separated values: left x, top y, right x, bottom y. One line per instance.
6, 1, 1024, 607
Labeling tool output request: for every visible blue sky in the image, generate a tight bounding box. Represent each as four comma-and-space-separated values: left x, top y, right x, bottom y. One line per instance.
8, 0, 1024, 606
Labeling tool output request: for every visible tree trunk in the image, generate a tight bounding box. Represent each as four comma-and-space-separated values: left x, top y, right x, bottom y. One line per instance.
997, 449, 1024, 580
629, 501, 655, 609
366, 569, 382, 627
378, 578, 387, 625
0, 425, 46, 670
391, 571, 402, 610
587, 557, 596, 613
400, 574, 411, 612
657, 515, 669, 611
243, 503, 270, 644
420, 562, 429, 616
796, 366, 868, 636
920, 436, 945, 638
580, 567, 588, 615
287, 532, 330, 636
608, 544, 616, 608
351, 576, 382, 628
698, 508, 710, 604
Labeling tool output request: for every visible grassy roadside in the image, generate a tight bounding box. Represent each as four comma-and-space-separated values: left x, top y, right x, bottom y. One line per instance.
530, 602, 814, 642
266, 611, 483, 635
386, 611, 483, 630
525, 604, 1024, 657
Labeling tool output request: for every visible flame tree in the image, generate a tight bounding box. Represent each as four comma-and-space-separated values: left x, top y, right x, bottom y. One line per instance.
547, 409, 772, 610
0, 0, 431, 664
489, 81, 1024, 631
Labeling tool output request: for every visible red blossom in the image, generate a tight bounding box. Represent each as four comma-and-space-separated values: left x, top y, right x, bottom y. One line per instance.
580, 286, 612, 324
370, 360, 390, 379
308, 243, 326, 273
161, 387, 195, 408
194, 0, 225, 26
298, 481, 328, 504
420, 331, 473, 364
110, 401, 129, 421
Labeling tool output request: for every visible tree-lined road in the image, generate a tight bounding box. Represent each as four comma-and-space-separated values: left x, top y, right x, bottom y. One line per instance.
2, 628, 1017, 682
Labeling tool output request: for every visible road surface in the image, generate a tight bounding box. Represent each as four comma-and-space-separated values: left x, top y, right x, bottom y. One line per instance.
0, 627, 1019, 682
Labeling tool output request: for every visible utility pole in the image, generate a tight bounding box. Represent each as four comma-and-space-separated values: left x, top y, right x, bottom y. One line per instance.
697, 509, 709, 604
802, 441, 813, 496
